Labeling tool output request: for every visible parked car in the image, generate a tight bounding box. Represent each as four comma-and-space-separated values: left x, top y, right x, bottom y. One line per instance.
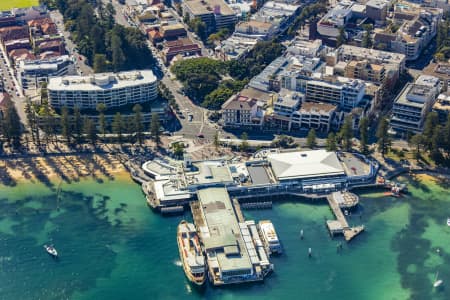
197, 134, 204, 138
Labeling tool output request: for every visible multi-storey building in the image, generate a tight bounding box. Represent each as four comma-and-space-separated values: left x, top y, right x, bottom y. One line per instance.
423, 62, 450, 91
0, 25, 29, 43
216, 1, 300, 60
390, 76, 440, 133
162, 37, 201, 64
182, 0, 236, 33
47, 70, 158, 110
317, 1, 354, 38
365, 0, 388, 22
221, 93, 265, 128
373, 3, 442, 60
433, 92, 450, 123
305, 80, 342, 106
291, 102, 338, 132
17, 55, 74, 90
331, 45, 406, 74
305, 79, 365, 112
269, 91, 303, 130
344, 60, 386, 84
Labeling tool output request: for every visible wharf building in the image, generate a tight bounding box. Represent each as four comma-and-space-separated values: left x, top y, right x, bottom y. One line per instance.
144, 149, 378, 211
192, 188, 272, 285
390, 75, 441, 134
47, 70, 158, 110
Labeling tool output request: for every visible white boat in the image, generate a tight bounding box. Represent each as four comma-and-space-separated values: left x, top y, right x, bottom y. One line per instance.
177, 220, 206, 286
44, 245, 58, 257
258, 220, 282, 255
433, 271, 443, 288
434, 279, 443, 288
447, 218, 450, 226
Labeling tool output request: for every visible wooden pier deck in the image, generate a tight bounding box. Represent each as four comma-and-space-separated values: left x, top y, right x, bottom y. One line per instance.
326, 194, 364, 242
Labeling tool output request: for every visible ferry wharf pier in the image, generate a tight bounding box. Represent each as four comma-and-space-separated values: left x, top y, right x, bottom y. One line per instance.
326, 191, 364, 242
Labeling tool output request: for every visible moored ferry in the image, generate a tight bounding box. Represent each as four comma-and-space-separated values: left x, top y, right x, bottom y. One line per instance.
258, 220, 282, 255
177, 220, 206, 285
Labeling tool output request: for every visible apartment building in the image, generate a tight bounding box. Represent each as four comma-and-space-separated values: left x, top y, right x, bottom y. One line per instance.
47, 70, 158, 110
331, 45, 406, 74
317, 1, 354, 38
216, 1, 300, 60
305, 79, 366, 112
269, 91, 303, 130
390, 76, 441, 133
291, 102, 338, 132
305, 80, 342, 106
216, 20, 275, 60
374, 3, 442, 60
0, 25, 29, 43
17, 55, 74, 90
182, 0, 236, 33
365, 0, 388, 22
344, 60, 386, 84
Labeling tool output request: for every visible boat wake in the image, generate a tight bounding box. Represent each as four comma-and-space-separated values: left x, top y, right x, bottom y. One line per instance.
173, 259, 182, 267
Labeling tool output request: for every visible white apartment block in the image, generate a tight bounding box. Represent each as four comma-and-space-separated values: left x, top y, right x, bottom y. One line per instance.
273, 92, 303, 116
47, 70, 158, 109
17, 55, 75, 90
291, 102, 338, 132
390, 76, 440, 133
305, 79, 365, 112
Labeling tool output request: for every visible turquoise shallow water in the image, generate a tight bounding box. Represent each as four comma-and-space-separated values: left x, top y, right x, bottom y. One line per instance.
0, 174, 448, 300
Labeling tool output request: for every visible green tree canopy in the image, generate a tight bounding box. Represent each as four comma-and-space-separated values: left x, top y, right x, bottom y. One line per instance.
306, 128, 317, 149
376, 117, 391, 157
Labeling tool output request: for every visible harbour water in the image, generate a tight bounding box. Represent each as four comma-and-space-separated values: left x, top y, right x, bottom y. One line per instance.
0, 173, 448, 299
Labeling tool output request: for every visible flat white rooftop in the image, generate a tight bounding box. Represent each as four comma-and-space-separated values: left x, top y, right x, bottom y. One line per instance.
267, 150, 345, 181
47, 70, 156, 91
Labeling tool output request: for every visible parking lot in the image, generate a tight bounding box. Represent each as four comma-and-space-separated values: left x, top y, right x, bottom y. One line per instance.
339, 153, 371, 177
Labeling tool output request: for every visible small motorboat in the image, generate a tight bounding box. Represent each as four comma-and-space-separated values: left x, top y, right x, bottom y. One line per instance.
447, 218, 450, 226
44, 245, 58, 257
433, 271, 443, 288
434, 279, 443, 288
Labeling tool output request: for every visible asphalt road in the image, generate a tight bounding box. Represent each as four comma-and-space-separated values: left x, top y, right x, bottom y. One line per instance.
109, 0, 216, 138
50, 11, 93, 76
0, 45, 27, 123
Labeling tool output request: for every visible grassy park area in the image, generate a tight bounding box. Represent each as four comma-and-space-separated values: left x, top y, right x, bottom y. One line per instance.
0, 0, 39, 11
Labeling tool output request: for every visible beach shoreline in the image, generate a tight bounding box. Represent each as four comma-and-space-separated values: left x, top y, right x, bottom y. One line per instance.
0, 153, 132, 187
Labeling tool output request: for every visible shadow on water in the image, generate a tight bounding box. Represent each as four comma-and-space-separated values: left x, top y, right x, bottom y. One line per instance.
390, 182, 450, 299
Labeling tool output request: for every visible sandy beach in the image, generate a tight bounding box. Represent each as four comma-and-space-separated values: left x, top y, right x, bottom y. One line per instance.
0, 153, 130, 186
